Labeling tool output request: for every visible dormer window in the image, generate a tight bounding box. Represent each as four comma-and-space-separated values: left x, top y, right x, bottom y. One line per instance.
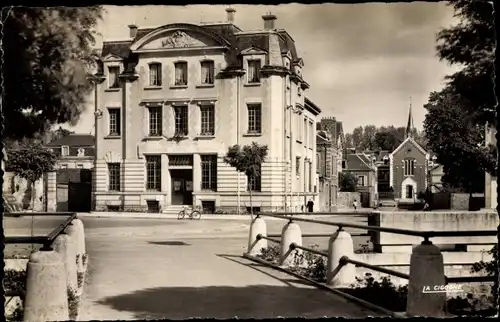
200, 60, 214, 85
247, 60, 261, 83
61, 146, 69, 156
77, 148, 85, 157
108, 66, 120, 89
149, 63, 162, 86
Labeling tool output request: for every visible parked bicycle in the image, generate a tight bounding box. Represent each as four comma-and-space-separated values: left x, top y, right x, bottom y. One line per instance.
177, 205, 202, 220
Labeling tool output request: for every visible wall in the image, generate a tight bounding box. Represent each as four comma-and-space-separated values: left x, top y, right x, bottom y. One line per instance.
3, 172, 45, 211
373, 211, 498, 252
337, 192, 360, 209
354, 252, 493, 296
450, 193, 469, 210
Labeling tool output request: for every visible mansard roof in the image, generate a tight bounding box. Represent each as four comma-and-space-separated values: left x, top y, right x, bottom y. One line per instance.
99, 22, 302, 77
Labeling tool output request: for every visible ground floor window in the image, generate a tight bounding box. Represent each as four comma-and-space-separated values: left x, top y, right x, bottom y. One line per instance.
201, 200, 216, 214
248, 164, 262, 192
108, 163, 121, 191
146, 155, 161, 191
201, 155, 217, 191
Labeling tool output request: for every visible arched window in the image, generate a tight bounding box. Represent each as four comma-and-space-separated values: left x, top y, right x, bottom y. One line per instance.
404, 158, 415, 176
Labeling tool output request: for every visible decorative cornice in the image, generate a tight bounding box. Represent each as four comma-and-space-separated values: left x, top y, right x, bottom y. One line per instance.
118, 73, 139, 81
260, 65, 290, 77
218, 69, 245, 78
87, 74, 106, 84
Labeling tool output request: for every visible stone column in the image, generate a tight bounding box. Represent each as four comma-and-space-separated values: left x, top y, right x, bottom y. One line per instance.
45, 171, 57, 212
161, 154, 170, 208
193, 153, 201, 192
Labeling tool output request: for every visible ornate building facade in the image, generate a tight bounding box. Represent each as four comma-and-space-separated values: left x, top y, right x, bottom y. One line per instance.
90, 9, 320, 213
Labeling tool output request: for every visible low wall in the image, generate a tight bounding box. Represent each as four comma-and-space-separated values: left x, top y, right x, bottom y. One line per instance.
451, 193, 469, 210
373, 211, 498, 252
354, 252, 493, 297
337, 192, 360, 209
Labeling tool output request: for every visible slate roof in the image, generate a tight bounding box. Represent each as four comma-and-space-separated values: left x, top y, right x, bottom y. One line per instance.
46, 134, 95, 147
345, 153, 374, 171
99, 22, 302, 76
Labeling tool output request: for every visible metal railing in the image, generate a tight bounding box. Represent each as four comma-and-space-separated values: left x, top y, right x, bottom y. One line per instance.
5, 212, 78, 250
244, 212, 496, 316
4, 212, 78, 306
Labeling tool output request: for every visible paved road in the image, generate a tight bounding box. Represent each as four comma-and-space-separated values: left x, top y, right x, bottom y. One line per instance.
77, 217, 382, 319
5, 215, 381, 319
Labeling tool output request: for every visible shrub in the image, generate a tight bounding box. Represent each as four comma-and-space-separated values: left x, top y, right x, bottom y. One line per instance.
77, 272, 84, 289
291, 245, 327, 283
67, 287, 79, 320
471, 245, 498, 305
4, 269, 27, 292
257, 244, 280, 263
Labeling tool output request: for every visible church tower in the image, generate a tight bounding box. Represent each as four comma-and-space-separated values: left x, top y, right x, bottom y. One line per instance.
405, 97, 415, 139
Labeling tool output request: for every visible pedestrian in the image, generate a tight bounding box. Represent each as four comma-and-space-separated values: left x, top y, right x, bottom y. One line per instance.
307, 199, 314, 213
353, 199, 358, 210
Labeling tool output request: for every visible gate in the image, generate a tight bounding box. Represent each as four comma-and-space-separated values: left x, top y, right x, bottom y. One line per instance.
360, 192, 370, 208
68, 182, 91, 212
56, 169, 92, 213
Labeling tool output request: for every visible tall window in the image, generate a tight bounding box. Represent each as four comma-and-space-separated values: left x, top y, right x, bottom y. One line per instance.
247, 60, 261, 83
309, 121, 314, 147
149, 63, 162, 86
200, 61, 214, 84
200, 105, 215, 135
316, 153, 320, 173
247, 104, 262, 134
358, 176, 365, 186
108, 66, 120, 88
296, 157, 301, 176
61, 146, 69, 156
308, 162, 312, 192
146, 155, 161, 191
404, 159, 415, 176
297, 114, 303, 142
248, 164, 261, 191
108, 163, 121, 191
174, 62, 188, 86
174, 105, 188, 135
304, 118, 308, 146
201, 155, 217, 191
148, 106, 162, 136
108, 108, 121, 136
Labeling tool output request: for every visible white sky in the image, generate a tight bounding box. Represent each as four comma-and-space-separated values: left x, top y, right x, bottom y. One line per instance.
69, 3, 460, 134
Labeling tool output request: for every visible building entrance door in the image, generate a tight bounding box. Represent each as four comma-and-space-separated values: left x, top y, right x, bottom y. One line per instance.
170, 169, 193, 205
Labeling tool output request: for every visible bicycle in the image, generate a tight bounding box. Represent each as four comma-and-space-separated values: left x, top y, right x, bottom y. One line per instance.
177, 205, 202, 220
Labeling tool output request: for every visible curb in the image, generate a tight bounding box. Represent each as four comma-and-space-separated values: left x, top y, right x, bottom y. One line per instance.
78, 212, 370, 220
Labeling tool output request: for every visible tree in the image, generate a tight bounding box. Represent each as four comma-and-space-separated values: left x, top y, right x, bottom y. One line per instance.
339, 172, 358, 192
424, 0, 495, 192
2, 7, 104, 140
223, 142, 269, 218
6, 142, 58, 209
424, 88, 495, 193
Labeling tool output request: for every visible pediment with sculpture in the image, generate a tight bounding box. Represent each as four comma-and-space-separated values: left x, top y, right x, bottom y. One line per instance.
139, 30, 219, 51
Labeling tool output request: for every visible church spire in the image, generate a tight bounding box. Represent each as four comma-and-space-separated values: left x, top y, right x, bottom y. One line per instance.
405, 96, 414, 139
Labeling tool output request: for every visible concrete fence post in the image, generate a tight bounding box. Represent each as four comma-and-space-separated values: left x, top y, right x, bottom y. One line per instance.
23, 250, 69, 322
247, 216, 267, 256
326, 229, 355, 287
66, 219, 86, 273
406, 241, 447, 317
280, 221, 302, 266
53, 233, 78, 292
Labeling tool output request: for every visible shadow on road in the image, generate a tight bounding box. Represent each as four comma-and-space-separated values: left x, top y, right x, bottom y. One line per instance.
147, 241, 191, 246
96, 284, 376, 319
216, 254, 314, 288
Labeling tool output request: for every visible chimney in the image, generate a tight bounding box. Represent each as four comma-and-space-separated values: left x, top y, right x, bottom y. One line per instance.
128, 24, 138, 38
262, 13, 277, 30
225, 7, 236, 23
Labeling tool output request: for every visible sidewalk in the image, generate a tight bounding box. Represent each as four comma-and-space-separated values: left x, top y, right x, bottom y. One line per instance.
78, 210, 370, 220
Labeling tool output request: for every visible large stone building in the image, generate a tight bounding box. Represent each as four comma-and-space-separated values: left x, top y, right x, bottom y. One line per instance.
90, 9, 320, 213
316, 117, 344, 211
